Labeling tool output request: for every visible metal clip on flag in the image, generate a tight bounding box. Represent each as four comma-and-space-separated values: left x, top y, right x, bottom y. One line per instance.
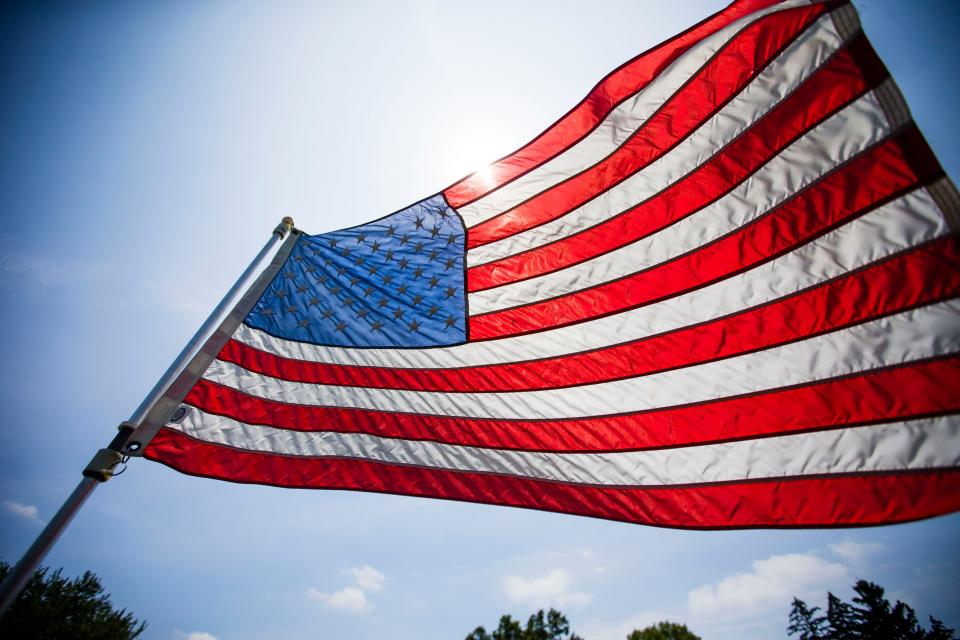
4, 0, 960, 618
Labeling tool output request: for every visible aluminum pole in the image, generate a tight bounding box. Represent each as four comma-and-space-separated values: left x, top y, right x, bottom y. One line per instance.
128, 217, 293, 426
0, 217, 294, 618
0, 478, 99, 617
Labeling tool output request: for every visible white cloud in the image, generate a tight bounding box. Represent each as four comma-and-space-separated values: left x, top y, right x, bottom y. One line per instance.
349, 565, 386, 591
3, 501, 42, 524
307, 586, 370, 612
307, 565, 384, 613
503, 569, 593, 608
829, 540, 885, 564
174, 631, 218, 640
688, 553, 848, 619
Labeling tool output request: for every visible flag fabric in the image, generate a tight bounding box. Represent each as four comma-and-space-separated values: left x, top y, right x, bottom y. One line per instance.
133, 0, 960, 529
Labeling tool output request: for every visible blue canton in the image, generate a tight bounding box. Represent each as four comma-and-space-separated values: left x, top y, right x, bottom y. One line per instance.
245, 194, 467, 347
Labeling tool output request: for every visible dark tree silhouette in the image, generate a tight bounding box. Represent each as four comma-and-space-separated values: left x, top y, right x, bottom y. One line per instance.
466, 608, 583, 640
0, 560, 146, 640
788, 579, 956, 640
788, 597, 827, 640
627, 620, 702, 640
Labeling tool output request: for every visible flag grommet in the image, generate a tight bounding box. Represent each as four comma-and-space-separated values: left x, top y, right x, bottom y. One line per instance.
169, 406, 191, 424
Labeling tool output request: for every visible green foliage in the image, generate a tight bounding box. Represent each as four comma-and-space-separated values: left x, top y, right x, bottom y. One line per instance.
627, 620, 702, 640
788, 579, 957, 640
466, 580, 957, 640
466, 608, 583, 640
0, 560, 146, 640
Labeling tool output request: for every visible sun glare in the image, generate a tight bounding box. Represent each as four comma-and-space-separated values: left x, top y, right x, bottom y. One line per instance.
473, 163, 497, 189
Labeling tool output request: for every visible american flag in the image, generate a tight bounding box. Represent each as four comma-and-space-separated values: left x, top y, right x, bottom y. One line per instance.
134, 0, 960, 528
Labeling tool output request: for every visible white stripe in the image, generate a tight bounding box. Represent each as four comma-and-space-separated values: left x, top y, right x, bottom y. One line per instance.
233, 186, 949, 369
211, 300, 960, 419
457, 0, 822, 228
467, 14, 852, 267
468, 91, 889, 314
172, 410, 960, 487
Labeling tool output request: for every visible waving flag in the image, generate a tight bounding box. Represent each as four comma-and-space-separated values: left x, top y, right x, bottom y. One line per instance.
132, 0, 960, 528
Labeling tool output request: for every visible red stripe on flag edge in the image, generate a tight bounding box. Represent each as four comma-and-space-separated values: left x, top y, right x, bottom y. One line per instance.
145, 428, 960, 529
220, 234, 960, 392
184, 354, 960, 453
466, 33, 888, 292
465, 3, 829, 248
442, 0, 830, 210
468, 129, 938, 341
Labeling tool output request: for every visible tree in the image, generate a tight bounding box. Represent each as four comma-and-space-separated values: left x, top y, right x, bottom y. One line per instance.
788, 579, 957, 640
787, 597, 827, 640
627, 621, 702, 640
466, 608, 583, 640
0, 560, 146, 640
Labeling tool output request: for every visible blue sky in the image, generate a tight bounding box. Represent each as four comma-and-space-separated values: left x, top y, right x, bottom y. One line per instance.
1, 1, 958, 639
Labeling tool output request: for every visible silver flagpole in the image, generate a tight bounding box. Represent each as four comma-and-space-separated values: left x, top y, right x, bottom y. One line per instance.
0, 217, 295, 618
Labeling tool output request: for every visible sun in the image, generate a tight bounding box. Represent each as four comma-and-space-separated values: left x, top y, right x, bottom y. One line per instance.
472, 163, 497, 190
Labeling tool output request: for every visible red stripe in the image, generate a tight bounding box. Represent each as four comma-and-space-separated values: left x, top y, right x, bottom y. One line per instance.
467, 35, 884, 292
468, 128, 934, 340
443, 0, 810, 209
184, 356, 960, 452
464, 4, 828, 249
146, 428, 960, 528
220, 235, 960, 392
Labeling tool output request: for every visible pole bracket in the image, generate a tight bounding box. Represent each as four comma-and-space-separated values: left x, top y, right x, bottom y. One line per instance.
82, 422, 135, 482
82, 449, 125, 482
